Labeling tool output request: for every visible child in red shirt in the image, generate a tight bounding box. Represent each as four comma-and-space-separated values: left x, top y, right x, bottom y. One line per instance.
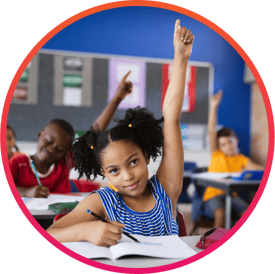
9, 71, 133, 198
6, 125, 21, 160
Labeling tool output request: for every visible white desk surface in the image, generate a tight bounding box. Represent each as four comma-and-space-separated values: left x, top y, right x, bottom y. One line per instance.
93, 236, 203, 268
23, 193, 90, 219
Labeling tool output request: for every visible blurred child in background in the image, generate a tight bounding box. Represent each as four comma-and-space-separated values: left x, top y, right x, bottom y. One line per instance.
204, 90, 264, 228
9, 72, 132, 198
7, 125, 21, 160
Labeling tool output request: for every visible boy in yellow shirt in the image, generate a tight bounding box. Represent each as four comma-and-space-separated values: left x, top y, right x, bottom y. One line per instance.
205, 90, 264, 228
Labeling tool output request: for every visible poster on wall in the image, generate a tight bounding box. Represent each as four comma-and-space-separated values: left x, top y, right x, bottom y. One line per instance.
161, 64, 196, 112
108, 59, 146, 108
13, 64, 30, 101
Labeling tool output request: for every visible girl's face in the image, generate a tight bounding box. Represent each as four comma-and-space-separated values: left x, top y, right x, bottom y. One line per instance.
101, 141, 150, 198
6, 128, 16, 152
36, 123, 72, 164
218, 136, 238, 156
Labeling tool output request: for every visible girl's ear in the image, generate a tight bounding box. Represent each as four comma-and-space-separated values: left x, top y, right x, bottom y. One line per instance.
101, 168, 105, 176
144, 151, 150, 165
37, 130, 43, 139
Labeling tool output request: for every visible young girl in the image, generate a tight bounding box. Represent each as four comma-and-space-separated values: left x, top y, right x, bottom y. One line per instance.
47, 20, 194, 245
9, 71, 133, 198
6, 125, 21, 159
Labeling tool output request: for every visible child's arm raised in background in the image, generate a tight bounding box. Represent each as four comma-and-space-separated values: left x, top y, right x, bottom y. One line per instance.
208, 90, 223, 154
157, 20, 194, 216
91, 71, 132, 132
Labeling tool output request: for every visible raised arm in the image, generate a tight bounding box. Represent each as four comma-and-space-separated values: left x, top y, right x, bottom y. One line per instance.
208, 90, 223, 154
91, 71, 132, 132
157, 20, 194, 212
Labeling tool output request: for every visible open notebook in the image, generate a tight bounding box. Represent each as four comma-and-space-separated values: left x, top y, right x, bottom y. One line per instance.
62, 234, 197, 261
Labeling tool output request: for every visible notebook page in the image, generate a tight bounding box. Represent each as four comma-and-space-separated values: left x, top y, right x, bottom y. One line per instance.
109, 235, 197, 260
23, 194, 85, 210
193, 172, 241, 180
62, 241, 112, 259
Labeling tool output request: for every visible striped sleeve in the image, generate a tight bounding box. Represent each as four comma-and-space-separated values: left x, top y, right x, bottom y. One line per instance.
149, 175, 173, 210
93, 187, 118, 221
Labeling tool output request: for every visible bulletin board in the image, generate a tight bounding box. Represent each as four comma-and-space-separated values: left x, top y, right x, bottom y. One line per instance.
8, 49, 213, 142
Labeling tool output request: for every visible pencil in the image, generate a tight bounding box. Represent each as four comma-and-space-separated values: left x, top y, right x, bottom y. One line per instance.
31, 160, 42, 186
86, 209, 140, 243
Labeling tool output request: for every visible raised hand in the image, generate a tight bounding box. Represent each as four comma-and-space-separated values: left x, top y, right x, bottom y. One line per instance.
173, 19, 194, 61
115, 71, 133, 101
210, 90, 223, 109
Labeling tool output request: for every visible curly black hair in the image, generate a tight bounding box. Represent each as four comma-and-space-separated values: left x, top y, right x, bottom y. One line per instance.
217, 127, 237, 139
73, 107, 164, 180
49, 119, 75, 141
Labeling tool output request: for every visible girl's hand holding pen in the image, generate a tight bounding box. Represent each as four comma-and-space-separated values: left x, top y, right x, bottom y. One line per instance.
25, 185, 49, 198
81, 220, 125, 247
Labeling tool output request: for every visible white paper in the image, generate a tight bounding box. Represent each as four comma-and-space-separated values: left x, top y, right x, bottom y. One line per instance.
63, 241, 112, 259
122, 85, 139, 104
117, 64, 140, 82
62, 234, 196, 261
23, 194, 86, 210
63, 87, 82, 106
192, 172, 241, 180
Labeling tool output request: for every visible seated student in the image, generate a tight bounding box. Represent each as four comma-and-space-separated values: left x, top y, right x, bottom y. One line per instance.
7, 125, 21, 159
9, 71, 133, 198
47, 20, 194, 245
204, 90, 264, 228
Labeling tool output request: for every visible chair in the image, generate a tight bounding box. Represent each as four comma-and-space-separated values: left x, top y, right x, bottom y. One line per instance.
70, 180, 79, 192
178, 162, 197, 203
184, 162, 197, 172
53, 213, 68, 223
177, 211, 187, 236
70, 179, 100, 193
189, 167, 214, 235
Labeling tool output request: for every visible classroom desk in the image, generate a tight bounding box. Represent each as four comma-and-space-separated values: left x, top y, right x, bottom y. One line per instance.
191, 172, 261, 229
88, 236, 203, 268
183, 171, 192, 178
24, 193, 90, 221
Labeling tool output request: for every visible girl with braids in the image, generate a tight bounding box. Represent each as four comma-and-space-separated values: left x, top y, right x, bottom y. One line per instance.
9, 71, 132, 198
47, 20, 194, 246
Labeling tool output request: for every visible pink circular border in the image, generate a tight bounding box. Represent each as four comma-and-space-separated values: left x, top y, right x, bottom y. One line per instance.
1, 1, 274, 273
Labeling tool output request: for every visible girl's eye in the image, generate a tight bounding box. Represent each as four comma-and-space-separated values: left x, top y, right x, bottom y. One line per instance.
110, 169, 118, 174
130, 159, 138, 166
46, 138, 53, 144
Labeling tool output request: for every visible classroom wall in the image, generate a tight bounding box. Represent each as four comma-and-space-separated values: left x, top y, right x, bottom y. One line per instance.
8, 7, 251, 155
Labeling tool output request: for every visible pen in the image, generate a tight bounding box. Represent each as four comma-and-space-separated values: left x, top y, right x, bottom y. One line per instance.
86, 209, 140, 243
31, 160, 42, 186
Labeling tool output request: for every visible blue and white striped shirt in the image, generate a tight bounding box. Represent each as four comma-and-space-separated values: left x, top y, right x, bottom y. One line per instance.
94, 175, 179, 236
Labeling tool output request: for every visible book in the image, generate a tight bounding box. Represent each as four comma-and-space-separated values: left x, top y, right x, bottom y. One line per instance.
23, 194, 85, 210
192, 172, 241, 180
62, 234, 197, 261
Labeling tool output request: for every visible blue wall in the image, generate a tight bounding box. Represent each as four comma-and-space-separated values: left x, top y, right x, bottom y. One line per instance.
43, 7, 251, 155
